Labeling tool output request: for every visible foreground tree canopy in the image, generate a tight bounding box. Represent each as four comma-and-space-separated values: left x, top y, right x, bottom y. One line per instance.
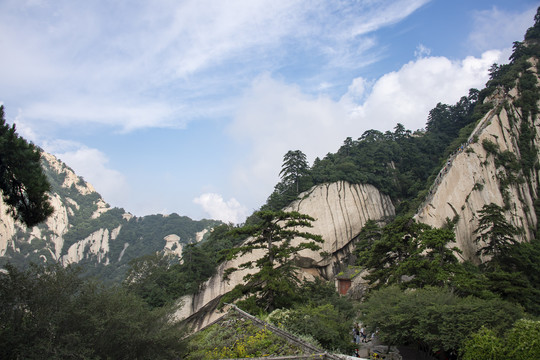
474, 202, 520, 259
0, 263, 185, 359
356, 217, 462, 290
0, 106, 53, 227
462, 319, 540, 360
360, 286, 523, 356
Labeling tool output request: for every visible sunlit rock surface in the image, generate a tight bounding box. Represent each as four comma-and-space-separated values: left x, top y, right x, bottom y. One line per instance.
175, 181, 395, 329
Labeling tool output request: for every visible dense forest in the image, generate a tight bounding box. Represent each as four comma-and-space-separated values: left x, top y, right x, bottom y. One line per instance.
2, 8, 540, 360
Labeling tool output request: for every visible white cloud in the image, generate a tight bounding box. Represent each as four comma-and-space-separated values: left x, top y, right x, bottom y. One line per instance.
414, 44, 431, 58
347, 0, 431, 36
229, 73, 350, 207
23, 99, 181, 133
11, 109, 39, 142
193, 193, 248, 224
350, 50, 504, 132
341, 77, 371, 105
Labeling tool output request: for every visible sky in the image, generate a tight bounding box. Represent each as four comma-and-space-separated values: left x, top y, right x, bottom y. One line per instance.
1, 0, 538, 224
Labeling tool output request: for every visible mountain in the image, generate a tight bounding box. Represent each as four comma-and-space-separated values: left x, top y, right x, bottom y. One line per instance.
174, 181, 395, 329
2, 8, 540, 335
416, 79, 540, 260
175, 18, 540, 328
0, 152, 221, 281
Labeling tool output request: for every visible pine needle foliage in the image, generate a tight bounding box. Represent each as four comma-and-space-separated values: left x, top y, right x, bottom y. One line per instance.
0, 106, 53, 227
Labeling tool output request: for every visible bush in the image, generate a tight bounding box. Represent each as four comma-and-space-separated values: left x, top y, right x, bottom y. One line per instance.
185, 317, 303, 360
360, 286, 523, 356
462, 319, 540, 359
482, 138, 499, 155
268, 303, 353, 352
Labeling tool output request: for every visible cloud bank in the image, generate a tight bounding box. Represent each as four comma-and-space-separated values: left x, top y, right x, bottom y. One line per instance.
193, 193, 248, 224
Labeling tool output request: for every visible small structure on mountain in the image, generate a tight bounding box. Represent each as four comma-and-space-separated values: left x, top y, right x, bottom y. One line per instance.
335, 266, 363, 296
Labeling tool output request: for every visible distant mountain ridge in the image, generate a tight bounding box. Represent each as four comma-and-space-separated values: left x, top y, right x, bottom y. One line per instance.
0, 152, 221, 281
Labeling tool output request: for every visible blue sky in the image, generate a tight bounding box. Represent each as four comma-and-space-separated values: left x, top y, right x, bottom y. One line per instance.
1, 0, 538, 223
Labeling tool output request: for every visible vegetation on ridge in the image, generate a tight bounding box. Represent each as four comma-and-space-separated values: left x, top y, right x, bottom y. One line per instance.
263, 89, 484, 215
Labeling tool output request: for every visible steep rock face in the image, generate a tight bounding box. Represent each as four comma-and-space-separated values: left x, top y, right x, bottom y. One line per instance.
164, 234, 183, 257
416, 65, 540, 261
0, 201, 16, 256
0, 153, 111, 261
62, 226, 123, 265
175, 181, 395, 328
0, 170, 75, 259
285, 181, 395, 274
0, 152, 220, 278
44, 193, 71, 260
42, 152, 99, 196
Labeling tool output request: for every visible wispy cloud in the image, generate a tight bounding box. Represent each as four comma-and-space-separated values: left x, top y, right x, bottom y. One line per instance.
414, 44, 431, 58
468, 5, 537, 53
0, 0, 431, 133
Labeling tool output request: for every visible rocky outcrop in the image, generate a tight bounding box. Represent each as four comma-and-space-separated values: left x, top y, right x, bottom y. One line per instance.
41, 152, 100, 196
174, 181, 395, 328
286, 182, 395, 276
44, 193, 71, 260
0, 201, 16, 256
62, 226, 122, 265
164, 234, 183, 257
416, 62, 540, 261
0, 153, 111, 261
0, 152, 219, 276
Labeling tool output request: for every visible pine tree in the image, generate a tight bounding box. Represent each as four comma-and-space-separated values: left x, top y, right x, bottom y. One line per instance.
279, 150, 310, 195
0, 106, 53, 226
222, 210, 323, 312
474, 203, 520, 260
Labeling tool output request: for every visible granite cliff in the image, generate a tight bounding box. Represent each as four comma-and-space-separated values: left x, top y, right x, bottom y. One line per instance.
416, 59, 540, 261
0, 152, 220, 280
174, 181, 395, 328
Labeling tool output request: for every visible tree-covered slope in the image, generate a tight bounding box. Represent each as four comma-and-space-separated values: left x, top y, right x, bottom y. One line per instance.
263, 90, 493, 215
0, 152, 221, 282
